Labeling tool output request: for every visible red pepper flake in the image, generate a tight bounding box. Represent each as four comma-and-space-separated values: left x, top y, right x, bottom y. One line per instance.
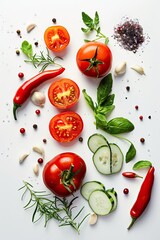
139, 115, 143, 121
140, 137, 145, 143
18, 72, 24, 79
20, 128, 25, 134
123, 188, 129, 194
135, 105, 139, 110
35, 109, 41, 115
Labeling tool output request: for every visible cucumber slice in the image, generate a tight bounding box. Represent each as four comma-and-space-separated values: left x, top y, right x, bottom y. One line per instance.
106, 188, 117, 212
110, 143, 124, 173
88, 133, 109, 153
93, 145, 112, 174
88, 190, 114, 216
80, 181, 105, 200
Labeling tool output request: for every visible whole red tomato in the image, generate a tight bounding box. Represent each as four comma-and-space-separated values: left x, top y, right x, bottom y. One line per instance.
43, 152, 86, 197
76, 42, 112, 78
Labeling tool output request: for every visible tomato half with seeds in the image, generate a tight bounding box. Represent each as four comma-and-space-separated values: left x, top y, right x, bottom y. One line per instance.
49, 111, 83, 142
43, 152, 86, 197
48, 78, 80, 109
76, 42, 112, 78
44, 26, 70, 52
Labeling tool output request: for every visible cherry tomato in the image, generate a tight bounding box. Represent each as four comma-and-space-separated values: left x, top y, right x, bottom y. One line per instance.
76, 42, 112, 78
43, 152, 86, 197
49, 111, 83, 142
44, 26, 70, 52
48, 78, 80, 109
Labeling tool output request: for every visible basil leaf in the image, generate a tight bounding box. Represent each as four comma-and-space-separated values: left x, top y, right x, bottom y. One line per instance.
97, 73, 113, 106
97, 105, 115, 115
95, 113, 108, 129
82, 12, 94, 29
105, 117, 134, 134
126, 143, 136, 163
94, 11, 99, 26
132, 160, 152, 170
82, 89, 95, 111
81, 27, 90, 33
101, 94, 115, 107
21, 40, 33, 58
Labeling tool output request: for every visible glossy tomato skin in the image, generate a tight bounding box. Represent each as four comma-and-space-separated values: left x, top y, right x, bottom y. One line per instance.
48, 78, 80, 109
44, 26, 70, 52
49, 111, 83, 143
76, 42, 112, 78
43, 152, 87, 197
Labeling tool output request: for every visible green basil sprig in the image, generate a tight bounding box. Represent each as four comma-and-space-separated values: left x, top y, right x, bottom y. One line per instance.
82, 73, 136, 162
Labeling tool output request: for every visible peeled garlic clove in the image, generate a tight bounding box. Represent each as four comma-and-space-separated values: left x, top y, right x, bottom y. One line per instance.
27, 24, 36, 33
131, 65, 145, 75
89, 213, 98, 225
31, 91, 46, 107
33, 163, 39, 176
33, 146, 45, 158
19, 153, 29, 164
114, 62, 127, 77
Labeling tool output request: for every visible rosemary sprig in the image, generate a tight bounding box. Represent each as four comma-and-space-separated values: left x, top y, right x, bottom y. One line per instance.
19, 181, 89, 234
21, 41, 63, 72
81, 11, 109, 44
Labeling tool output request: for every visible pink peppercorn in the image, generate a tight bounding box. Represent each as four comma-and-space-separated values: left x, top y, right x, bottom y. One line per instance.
35, 109, 41, 115
139, 115, 143, 121
18, 72, 24, 79
20, 128, 25, 134
123, 188, 129, 194
135, 105, 139, 110
38, 158, 43, 164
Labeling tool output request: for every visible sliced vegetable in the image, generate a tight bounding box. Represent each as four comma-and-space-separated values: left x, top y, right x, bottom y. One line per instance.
106, 188, 118, 212
80, 181, 105, 200
87, 133, 109, 153
110, 143, 124, 174
132, 160, 152, 170
88, 190, 114, 216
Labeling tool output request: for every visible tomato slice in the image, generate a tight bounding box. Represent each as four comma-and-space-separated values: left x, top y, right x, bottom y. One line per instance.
44, 26, 70, 52
48, 78, 80, 109
49, 112, 83, 142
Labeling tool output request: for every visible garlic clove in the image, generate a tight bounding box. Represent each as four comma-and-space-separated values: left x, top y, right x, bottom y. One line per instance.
33, 163, 39, 176
33, 146, 45, 158
31, 91, 46, 107
131, 65, 145, 75
88, 213, 98, 225
27, 24, 36, 33
114, 62, 127, 77
19, 153, 29, 164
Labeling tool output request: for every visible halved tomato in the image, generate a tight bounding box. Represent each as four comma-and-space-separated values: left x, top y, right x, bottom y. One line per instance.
49, 111, 83, 142
48, 78, 80, 109
44, 26, 70, 52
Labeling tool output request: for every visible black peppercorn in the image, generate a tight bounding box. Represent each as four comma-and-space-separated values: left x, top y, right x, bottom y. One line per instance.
52, 18, 57, 24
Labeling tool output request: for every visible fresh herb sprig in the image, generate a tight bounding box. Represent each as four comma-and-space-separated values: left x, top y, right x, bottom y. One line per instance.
19, 181, 89, 234
82, 73, 136, 162
81, 11, 109, 44
21, 41, 63, 72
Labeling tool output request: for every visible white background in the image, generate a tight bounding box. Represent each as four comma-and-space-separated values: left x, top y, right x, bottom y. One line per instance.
0, 0, 159, 239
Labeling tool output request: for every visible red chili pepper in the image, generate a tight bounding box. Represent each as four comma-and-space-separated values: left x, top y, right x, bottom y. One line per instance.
128, 166, 155, 230
13, 67, 65, 120
122, 172, 143, 178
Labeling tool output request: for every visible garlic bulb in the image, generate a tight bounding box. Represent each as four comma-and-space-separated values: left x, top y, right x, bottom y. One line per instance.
114, 62, 127, 77
31, 91, 46, 107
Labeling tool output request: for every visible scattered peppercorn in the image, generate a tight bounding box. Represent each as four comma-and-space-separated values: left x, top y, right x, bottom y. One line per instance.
34, 41, 38, 47
148, 115, 151, 119
18, 72, 24, 79
52, 18, 57, 24
126, 86, 130, 91
20, 128, 25, 134
79, 137, 83, 142
43, 138, 47, 143
16, 29, 21, 35
37, 158, 43, 164
35, 109, 41, 115
139, 115, 143, 121
140, 137, 145, 143
16, 50, 20, 55
135, 105, 139, 110
123, 188, 129, 194
113, 18, 145, 53
33, 124, 38, 130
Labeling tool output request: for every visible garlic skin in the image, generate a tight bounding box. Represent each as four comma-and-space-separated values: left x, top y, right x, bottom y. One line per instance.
131, 65, 145, 75
114, 62, 127, 77
31, 91, 46, 107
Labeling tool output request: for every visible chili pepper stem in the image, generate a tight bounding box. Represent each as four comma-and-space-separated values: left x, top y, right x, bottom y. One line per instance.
127, 217, 137, 230
135, 174, 143, 178
13, 103, 21, 120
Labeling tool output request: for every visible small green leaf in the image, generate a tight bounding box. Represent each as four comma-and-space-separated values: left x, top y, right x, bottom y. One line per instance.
133, 160, 152, 170
95, 113, 108, 129
126, 143, 136, 163
81, 27, 90, 33
84, 39, 91, 43
104, 37, 109, 45
82, 12, 94, 28
101, 94, 115, 107
21, 40, 33, 58
97, 26, 101, 33
97, 73, 113, 106
97, 105, 115, 115
105, 117, 134, 134
82, 89, 95, 111
94, 11, 99, 26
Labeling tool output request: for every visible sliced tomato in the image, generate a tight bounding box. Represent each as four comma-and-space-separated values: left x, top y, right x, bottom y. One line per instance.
48, 78, 80, 109
49, 111, 83, 142
44, 26, 70, 52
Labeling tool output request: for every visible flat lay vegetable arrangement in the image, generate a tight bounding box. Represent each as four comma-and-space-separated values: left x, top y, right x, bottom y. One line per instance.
12, 10, 154, 235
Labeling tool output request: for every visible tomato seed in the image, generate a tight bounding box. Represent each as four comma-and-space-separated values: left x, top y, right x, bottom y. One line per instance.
123, 188, 129, 194
20, 128, 25, 134
35, 109, 41, 115
18, 72, 24, 79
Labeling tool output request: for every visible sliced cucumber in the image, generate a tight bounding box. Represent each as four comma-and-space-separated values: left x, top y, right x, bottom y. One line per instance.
80, 181, 105, 200
93, 145, 112, 175
106, 188, 117, 212
110, 143, 124, 174
88, 133, 109, 153
88, 190, 114, 216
